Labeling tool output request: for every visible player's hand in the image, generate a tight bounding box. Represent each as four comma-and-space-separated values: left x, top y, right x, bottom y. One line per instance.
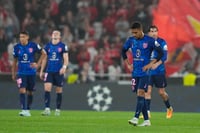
151, 62, 159, 70
40, 72, 44, 80
30, 62, 39, 69
127, 64, 133, 72
59, 67, 66, 75
143, 63, 152, 71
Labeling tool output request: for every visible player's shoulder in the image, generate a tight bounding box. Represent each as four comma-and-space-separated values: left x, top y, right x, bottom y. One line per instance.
14, 43, 21, 49
14, 43, 20, 47
144, 35, 154, 41
157, 37, 166, 43
144, 35, 155, 45
44, 42, 52, 47
125, 36, 135, 43
59, 41, 67, 46
28, 41, 40, 47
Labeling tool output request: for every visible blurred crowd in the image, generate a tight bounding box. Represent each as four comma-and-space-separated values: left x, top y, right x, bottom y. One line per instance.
0, 0, 159, 82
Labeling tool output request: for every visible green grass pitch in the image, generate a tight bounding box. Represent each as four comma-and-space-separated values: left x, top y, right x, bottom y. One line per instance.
0, 110, 200, 133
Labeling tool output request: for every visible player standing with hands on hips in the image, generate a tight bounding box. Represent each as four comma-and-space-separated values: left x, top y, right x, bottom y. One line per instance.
122, 22, 164, 126
40, 30, 69, 116
12, 31, 45, 116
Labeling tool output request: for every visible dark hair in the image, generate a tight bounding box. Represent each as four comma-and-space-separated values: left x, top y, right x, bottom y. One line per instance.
130, 21, 143, 30
148, 25, 158, 32
19, 31, 29, 36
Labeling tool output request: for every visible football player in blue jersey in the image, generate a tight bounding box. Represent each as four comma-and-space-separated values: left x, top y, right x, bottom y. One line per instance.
144, 25, 173, 119
122, 22, 164, 126
12, 31, 45, 116
40, 30, 69, 116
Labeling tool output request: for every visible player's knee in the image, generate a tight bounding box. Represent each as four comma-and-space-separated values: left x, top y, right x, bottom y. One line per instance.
137, 89, 145, 97
158, 89, 165, 95
27, 91, 33, 95
145, 92, 151, 99
44, 83, 52, 91
19, 88, 26, 93
56, 87, 62, 93
159, 89, 168, 98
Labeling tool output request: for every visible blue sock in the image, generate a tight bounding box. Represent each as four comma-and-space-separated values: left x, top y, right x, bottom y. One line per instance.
56, 93, 62, 109
134, 96, 145, 118
20, 93, 26, 110
146, 99, 151, 111
27, 94, 33, 110
44, 91, 50, 108
164, 100, 171, 108
142, 99, 149, 120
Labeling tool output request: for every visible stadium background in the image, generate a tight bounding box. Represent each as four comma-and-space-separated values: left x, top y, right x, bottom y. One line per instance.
0, 0, 200, 112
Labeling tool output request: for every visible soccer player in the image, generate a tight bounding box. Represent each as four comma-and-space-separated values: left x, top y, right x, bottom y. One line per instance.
144, 25, 173, 119
121, 22, 164, 126
12, 31, 45, 116
40, 30, 69, 116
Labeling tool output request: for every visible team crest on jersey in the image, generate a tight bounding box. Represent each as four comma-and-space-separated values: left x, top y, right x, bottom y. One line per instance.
29, 48, 33, 53
58, 47, 62, 52
143, 43, 148, 48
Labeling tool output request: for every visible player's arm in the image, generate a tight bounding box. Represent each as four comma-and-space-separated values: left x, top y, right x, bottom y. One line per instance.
39, 51, 47, 80
152, 41, 168, 69
30, 44, 46, 69
124, 58, 133, 72
59, 52, 69, 75
143, 44, 164, 71
121, 38, 133, 71
11, 58, 18, 81
37, 49, 46, 68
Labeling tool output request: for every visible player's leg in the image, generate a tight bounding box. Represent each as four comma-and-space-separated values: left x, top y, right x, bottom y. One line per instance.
27, 91, 33, 110
158, 88, 173, 118
17, 75, 30, 116
136, 88, 151, 126
54, 73, 64, 116
18, 87, 28, 116
128, 77, 139, 126
139, 76, 151, 126
128, 89, 145, 126
140, 75, 153, 119
41, 82, 52, 115
155, 74, 173, 119
145, 85, 152, 117
41, 73, 53, 116
55, 87, 62, 116
26, 75, 36, 111
140, 85, 152, 119
129, 76, 151, 126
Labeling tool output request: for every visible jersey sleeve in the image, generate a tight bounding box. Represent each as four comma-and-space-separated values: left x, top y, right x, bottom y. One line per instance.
121, 37, 132, 59
160, 39, 168, 63
43, 44, 49, 54
63, 44, 68, 53
13, 45, 18, 58
37, 43, 42, 51
31, 42, 42, 53
152, 39, 164, 61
